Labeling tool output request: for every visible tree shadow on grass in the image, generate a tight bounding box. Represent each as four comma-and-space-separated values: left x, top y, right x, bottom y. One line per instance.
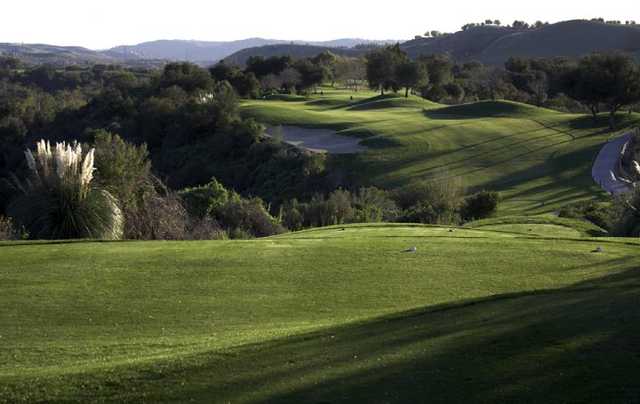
423, 101, 550, 120
157, 262, 640, 404
5, 260, 640, 403
568, 114, 640, 131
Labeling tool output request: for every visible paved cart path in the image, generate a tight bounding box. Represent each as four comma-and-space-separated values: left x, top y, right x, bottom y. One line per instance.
592, 132, 634, 195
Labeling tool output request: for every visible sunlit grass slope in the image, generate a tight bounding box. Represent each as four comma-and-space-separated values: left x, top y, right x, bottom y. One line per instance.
241, 88, 640, 214
2, 223, 640, 402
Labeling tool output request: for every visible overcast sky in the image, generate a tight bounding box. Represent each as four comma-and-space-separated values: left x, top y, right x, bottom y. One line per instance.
1, 0, 636, 49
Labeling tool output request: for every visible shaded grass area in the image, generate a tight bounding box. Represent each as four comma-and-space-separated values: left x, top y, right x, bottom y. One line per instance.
241, 88, 640, 214
1, 224, 640, 402
465, 215, 608, 237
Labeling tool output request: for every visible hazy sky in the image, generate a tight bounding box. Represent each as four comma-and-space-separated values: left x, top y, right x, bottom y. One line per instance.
1, 0, 636, 49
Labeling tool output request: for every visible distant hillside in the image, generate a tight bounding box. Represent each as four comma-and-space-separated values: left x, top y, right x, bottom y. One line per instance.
403, 20, 640, 64
401, 26, 516, 61
6, 20, 640, 67
227, 20, 640, 66
225, 44, 367, 65
106, 39, 285, 63
1, 38, 398, 67
108, 38, 398, 64
0, 43, 116, 66
479, 20, 640, 63
0, 43, 168, 68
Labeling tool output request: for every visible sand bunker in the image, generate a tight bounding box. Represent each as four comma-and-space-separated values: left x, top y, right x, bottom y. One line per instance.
265, 126, 367, 154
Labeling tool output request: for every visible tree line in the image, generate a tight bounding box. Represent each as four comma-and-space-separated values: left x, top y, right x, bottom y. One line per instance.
362, 45, 640, 128
424, 18, 637, 37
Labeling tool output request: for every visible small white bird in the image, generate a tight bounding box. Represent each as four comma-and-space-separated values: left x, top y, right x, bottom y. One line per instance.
405, 246, 417, 253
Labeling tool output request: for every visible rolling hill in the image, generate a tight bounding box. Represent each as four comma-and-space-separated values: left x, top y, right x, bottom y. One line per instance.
108, 38, 398, 64
0, 43, 117, 66
240, 88, 640, 214
2, 221, 639, 402
7, 20, 639, 67
229, 20, 640, 65
477, 20, 640, 64
404, 19, 640, 64
0, 39, 397, 67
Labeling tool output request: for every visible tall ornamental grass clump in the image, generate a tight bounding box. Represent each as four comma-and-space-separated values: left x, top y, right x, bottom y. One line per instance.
9, 140, 123, 240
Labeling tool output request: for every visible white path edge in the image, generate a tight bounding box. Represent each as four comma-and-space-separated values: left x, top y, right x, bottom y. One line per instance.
592, 131, 634, 195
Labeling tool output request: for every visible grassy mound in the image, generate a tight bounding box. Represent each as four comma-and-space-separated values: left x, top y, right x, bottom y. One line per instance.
464, 215, 608, 237
2, 224, 640, 402
424, 100, 559, 119
241, 88, 640, 214
347, 94, 441, 111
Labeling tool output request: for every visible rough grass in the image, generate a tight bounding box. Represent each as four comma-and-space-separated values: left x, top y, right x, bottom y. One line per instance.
1, 223, 640, 402
241, 88, 640, 214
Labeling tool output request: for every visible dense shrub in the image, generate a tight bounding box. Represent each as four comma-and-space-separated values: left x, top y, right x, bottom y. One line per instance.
421, 85, 449, 102
126, 189, 188, 240
93, 131, 152, 204
281, 187, 399, 230
460, 191, 500, 222
608, 190, 640, 236
179, 178, 230, 218
558, 200, 611, 230
394, 178, 464, 224
180, 178, 284, 238
0, 216, 18, 240
351, 187, 400, 223
187, 216, 227, 240
283, 180, 485, 230
216, 197, 285, 238
401, 202, 444, 224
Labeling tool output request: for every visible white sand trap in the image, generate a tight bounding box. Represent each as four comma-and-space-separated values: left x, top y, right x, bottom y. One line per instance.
265, 126, 367, 154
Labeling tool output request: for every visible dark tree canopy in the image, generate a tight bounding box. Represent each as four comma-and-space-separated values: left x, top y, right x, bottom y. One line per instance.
395, 61, 428, 97
157, 63, 214, 94
563, 53, 640, 127
365, 44, 409, 95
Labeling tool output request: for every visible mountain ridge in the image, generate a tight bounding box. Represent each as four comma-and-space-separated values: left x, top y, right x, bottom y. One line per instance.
228, 20, 640, 65
106, 38, 401, 63
3, 20, 640, 67
0, 38, 400, 66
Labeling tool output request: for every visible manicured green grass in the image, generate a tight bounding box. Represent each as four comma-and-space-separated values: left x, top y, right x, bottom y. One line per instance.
465, 215, 608, 237
2, 223, 640, 402
242, 88, 640, 214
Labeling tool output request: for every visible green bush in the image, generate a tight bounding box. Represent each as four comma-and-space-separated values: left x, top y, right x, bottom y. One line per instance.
179, 178, 230, 218
461, 191, 500, 222
180, 178, 284, 238
558, 200, 611, 230
93, 130, 152, 210
394, 178, 464, 224
281, 187, 399, 230
608, 190, 640, 236
216, 197, 285, 238
351, 187, 400, 223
